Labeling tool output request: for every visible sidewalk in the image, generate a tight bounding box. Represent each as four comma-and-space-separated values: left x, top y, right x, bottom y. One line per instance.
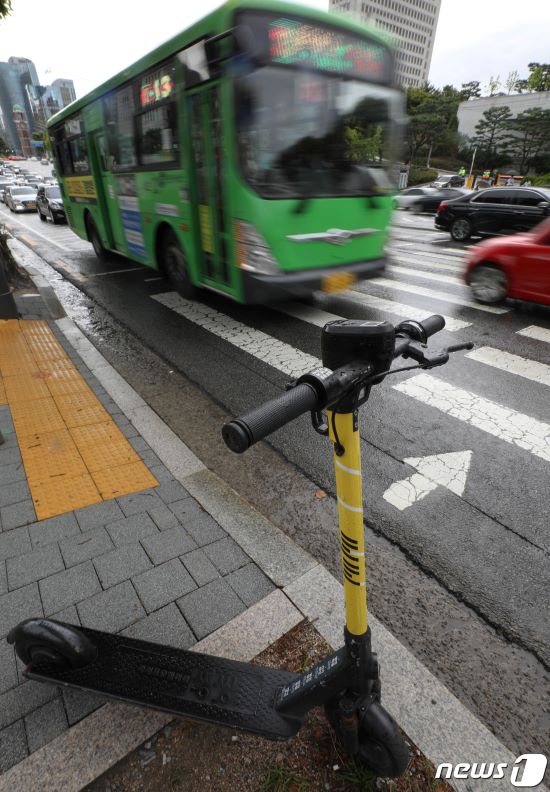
0, 237, 542, 792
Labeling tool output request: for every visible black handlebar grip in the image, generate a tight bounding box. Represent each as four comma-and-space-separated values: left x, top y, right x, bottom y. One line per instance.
421, 314, 445, 338
222, 383, 319, 453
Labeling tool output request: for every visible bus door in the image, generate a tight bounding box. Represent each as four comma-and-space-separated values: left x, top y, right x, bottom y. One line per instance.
187, 84, 231, 289
89, 131, 126, 252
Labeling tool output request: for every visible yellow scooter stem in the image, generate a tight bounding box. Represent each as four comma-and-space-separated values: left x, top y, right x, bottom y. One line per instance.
328, 409, 368, 636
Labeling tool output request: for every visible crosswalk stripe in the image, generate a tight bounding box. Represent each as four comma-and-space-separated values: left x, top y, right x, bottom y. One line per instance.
364, 278, 509, 314
152, 292, 320, 378
389, 247, 465, 263
393, 373, 550, 463
466, 346, 550, 387
389, 256, 463, 275
275, 295, 471, 334
329, 291, 471, 332
387, 264, 463, 286
516, 326, 550, 345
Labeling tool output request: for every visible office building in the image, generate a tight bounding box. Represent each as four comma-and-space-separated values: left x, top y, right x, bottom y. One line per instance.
329, 0, 442, 89
0, 56, 76, 154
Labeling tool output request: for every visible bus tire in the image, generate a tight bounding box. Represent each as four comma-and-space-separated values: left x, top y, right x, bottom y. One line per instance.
161, 230, 197, 300
86, 215, 109, 261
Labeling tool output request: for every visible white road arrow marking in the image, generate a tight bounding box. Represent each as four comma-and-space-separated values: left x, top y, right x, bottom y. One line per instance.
383, 451, 472, 511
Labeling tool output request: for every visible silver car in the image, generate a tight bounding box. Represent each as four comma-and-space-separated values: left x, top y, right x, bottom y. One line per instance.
5, 185, 37, 213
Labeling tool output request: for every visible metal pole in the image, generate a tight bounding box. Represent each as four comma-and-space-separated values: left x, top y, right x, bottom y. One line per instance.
468, 147, 477, 178
426, 144, 432, 169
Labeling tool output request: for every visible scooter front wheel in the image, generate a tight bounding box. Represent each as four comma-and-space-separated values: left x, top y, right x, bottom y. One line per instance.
325, 698, 409, 778
8, 618, 97, 671
356, 701, 410, 778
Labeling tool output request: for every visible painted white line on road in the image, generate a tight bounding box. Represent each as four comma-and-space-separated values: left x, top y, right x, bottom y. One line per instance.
389, 246, 465, 262
389, 254, 463, 275
275, 301, 343, 328
144, 277, 164, 282
364, 278, 509, 314
466, 346, 550, 388
383, 472, 438, 510
517, 325, 550, 345
90, 266, 146, 277
152, 292, 320, 379
0, 207, 70, 251
333, 290, 471, 332
394, 373, 550, 463
388, 263, 464, 286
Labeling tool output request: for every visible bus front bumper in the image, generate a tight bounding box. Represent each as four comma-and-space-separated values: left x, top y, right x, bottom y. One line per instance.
241, 257, 387, 304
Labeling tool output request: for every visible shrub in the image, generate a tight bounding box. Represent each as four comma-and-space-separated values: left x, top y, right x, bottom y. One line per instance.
531, 173, 550, 187
407, 166, 438, 186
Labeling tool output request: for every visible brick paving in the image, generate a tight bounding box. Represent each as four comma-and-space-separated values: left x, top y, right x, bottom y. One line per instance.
0, 314, 276, 773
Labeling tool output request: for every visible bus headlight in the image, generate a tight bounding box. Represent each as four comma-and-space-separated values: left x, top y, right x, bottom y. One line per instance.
234, 220, 280, 276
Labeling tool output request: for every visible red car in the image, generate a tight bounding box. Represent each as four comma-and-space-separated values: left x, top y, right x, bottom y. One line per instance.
465, 218, 550, 304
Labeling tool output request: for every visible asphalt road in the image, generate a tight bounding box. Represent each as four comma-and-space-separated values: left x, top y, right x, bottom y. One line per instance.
2, 174, 549, 757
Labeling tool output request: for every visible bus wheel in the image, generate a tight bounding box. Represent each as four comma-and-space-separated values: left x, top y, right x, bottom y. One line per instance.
86, 216, 109, 261
161, 231, 197, 300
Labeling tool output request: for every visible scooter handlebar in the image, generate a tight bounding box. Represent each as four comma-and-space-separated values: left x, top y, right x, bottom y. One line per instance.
222, 382, 319, 453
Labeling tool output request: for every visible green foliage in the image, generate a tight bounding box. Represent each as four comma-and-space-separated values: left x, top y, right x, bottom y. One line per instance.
506, 107, 550, 174
405, 85, 462, 162
460, 81, 481, 100
471, 106, 513, 168
531, 172, 550, 186
0, 136, 8, 155
337, 759, 378, 790
516, 63, 550, 93
259, 766, 309, 792
0, 0, 12, 20
407, 166, 438, 186
486, 75, 501, 97
345, 125, 383, 163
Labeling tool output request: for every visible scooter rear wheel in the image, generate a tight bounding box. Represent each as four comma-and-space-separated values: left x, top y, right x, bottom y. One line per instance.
8, 618, 97, 671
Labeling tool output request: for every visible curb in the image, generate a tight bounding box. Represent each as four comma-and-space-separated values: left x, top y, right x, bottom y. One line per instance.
2, 236, 546, 792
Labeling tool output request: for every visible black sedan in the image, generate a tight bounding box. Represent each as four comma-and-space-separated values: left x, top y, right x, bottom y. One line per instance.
410, 187, 468, 214
435, 186, 550, 241
36, 184, 66, 224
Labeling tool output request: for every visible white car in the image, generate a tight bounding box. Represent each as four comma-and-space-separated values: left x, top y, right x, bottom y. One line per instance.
393, 186, 436, 210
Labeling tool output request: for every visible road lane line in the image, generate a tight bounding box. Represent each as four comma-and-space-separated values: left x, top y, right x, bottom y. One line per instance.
363, 278, 509, 314
0, 208, 71, 251
516, 325, 550, 345
387, 264, 463, 286
466, 346, 550, 388
389, 255, 464, 275
393, 373, 550, 463
152, 292, 320, 379
327, 291, 471, 332
90, 267, 146, 277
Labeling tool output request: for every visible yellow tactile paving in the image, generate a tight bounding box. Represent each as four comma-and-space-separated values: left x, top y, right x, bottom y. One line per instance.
10, 396, 66, 436
54, 392, 110, 429
3, 372, 52, 403
2, 320, 158, 519
92, 461, 159, 500
31, 473, 102, 521
20, 429, 88, 484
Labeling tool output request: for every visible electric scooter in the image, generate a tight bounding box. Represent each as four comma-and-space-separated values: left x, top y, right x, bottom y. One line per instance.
9, 314, 472, 778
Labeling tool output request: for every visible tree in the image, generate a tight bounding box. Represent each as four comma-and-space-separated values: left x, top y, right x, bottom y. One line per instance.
471, 106, 513, 168
405, 85, 462, 163
0, 1, 12, 20
515, 63, 550, 93
506, 108, 550, 174
0, 136, 8, 155
486, 75, 501, 97
504, 70, 519, 95
460, 81, 481, 100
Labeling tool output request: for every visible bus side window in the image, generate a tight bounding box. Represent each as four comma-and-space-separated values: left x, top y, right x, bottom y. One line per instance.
103, 84, 137, 171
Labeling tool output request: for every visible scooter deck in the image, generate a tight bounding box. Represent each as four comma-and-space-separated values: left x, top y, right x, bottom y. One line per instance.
25, 625, 301, 740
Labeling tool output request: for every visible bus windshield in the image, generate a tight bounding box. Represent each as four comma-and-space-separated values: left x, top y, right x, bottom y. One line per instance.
235, 67, 401, 199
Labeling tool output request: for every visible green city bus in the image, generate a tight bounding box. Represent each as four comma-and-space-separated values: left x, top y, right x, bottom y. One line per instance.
48, 0, 403, 304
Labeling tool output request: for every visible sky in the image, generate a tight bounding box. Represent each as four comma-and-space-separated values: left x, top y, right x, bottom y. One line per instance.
0, 0, 548, 98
